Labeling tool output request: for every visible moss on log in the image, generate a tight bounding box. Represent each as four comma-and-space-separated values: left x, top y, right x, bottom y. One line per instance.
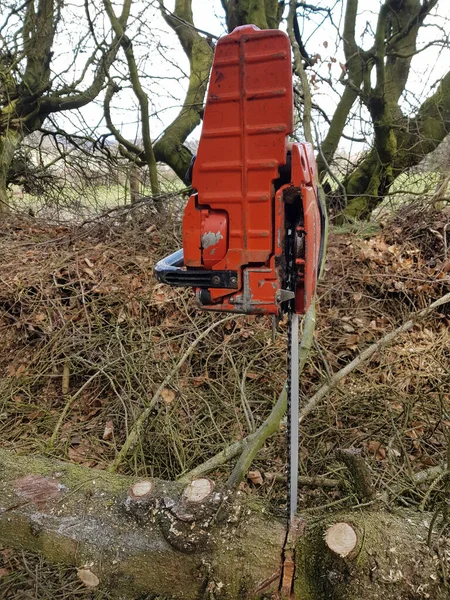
0, 448, 284, 599
0, 448, 448, 599
296, 510, 449, 600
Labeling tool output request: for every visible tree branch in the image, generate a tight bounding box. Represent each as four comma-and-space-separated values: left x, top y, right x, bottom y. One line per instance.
103, 0, 160, 198
299, 291, 450, 425
103, 81, 145, 162
154, 0, 213, 180
287, 0, 313, 143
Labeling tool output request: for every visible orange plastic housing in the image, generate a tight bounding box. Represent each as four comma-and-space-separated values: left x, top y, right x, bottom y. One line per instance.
182, 25, 322, 315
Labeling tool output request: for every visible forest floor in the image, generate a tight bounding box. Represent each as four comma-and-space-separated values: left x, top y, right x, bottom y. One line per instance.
0, 201, 449, 598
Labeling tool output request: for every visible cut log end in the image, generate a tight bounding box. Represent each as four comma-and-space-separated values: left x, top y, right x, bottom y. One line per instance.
325, 522, 358, 558
129, 480, 153, 499
182, 477, 215, 504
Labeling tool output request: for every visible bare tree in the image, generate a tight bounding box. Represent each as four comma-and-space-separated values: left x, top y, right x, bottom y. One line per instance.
102, 0, 214, 195
104, 0, 449, 220
0, 0, 131, 211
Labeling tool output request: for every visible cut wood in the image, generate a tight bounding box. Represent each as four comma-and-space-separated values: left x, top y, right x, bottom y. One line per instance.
325, 522, 358, 558
182, 477, 215, 504
0, 448, 448, 600
129, 480, 153, 498
77, 568, 100, 588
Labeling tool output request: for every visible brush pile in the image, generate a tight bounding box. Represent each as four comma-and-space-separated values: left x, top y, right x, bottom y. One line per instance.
0, 204, 448, 513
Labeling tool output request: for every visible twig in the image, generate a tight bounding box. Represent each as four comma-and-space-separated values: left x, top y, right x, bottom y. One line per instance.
110, 314, 239, 472
413, 463, 448, 485
226, 303, 317, 489
48, 369, 103, 448
420, 470, 448, 512
266, 473, 339, 489
178, 305, 317, 485
177, 437, 248, 484
287, 0, 313, 144
314, 122, 348, 211
180, 292, 449, 486
298, 291, 450, 425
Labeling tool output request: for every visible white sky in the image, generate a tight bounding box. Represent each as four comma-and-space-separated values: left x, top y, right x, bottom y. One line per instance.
47, 1, 450, 156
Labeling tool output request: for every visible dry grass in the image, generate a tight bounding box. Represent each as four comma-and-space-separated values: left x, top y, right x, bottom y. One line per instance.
0, 210, 286, 481
0, 548, 115, 599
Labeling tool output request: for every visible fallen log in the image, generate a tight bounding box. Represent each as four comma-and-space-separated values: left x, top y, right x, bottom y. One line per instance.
0, 448, 448, 599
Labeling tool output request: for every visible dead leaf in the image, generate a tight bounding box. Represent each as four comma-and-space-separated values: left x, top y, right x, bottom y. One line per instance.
245, 372, 259, 380
248, 470, 263, 485
77, 569, 100, 588
193, 375, 208, 387
130, 276, 142, 291
366, 440, 386, 461
68, 445, 88, 463
346, 334, 359, 349
0, 568, 9, 577
161, 388, 175, 404
103, 420, 114, 440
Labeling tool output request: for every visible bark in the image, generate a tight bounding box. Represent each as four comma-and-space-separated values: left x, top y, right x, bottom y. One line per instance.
335, 0, 446, 221
343, 68, 450, 220
0, 447, 449, 600
0, 129, 22, 211
154, 1, 214, 181
223, 0, 284, 32
129, 163, 141, 204
0, 448, 284, 599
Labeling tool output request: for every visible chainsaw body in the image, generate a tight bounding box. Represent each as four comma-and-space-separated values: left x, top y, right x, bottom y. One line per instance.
155, 25, 324, 316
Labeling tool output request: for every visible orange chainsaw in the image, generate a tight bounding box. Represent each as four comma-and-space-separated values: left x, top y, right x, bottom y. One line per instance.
155, 24, 325, 524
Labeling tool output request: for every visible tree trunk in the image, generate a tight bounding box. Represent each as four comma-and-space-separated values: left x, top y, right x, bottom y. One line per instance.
129, 163, 141, 204
0, 448, 448, 599
224, 0, 282, 31
335, 5, 450, 221
0, 129, 22, 212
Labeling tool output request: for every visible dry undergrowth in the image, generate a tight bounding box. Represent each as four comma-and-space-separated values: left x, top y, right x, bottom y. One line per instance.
0, 548, 114, 599
0, 202, 449, 596
0, 204, 448, 506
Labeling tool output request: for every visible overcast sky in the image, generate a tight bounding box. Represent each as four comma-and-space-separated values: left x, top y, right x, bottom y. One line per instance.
51, 1, 450, 157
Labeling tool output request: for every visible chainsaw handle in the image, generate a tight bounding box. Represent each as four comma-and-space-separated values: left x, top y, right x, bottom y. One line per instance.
154, 250, 239, 289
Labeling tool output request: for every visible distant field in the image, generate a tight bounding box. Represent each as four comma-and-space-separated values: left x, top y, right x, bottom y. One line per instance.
8, 169, 448, 223
9, 177, 186, 222
376, 170, 449, 218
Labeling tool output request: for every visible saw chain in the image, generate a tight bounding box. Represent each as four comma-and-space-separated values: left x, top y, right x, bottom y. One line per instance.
284, 209, 303, 526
